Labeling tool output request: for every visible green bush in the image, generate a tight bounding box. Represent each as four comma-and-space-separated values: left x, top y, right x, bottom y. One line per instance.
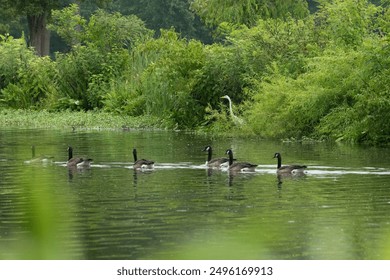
0, 35, 57, 108
0, 35, 26, 90
48, 6, 153, 111
136, 29, 206, 128
49, 4, 153, 51
102, 78, 146, 116
200, 15, 320, 134
246, 38, 390, 144
228, 16, 320, 78
316, 39, 390, 144
314, 0, 378, 47
53, 45, 102, 110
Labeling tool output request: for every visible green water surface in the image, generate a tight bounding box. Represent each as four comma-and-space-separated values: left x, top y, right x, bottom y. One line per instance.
1, 128, 390, 259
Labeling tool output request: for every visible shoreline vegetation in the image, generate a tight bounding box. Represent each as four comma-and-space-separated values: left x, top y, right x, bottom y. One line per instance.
0, 109, 163, 131
1, 1, 389, 145
1, 108, 388, 147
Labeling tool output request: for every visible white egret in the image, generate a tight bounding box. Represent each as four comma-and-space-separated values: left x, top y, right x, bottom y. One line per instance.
221, 95, 245, 125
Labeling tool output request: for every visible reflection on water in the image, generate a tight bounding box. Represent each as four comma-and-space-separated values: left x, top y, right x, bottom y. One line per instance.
1, 128, 390, 260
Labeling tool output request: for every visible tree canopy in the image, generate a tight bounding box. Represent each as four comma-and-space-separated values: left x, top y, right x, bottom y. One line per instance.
191, 0, 309, 27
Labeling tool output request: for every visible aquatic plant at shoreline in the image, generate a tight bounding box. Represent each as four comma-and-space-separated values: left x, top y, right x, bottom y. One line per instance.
0, 109, 163, 130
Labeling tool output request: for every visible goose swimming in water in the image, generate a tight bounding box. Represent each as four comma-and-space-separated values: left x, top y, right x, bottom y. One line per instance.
24, 145, 53, 164
203, 146, 231, 168
66, 146, 92, 168
273, 152, 307, 174
226, 149, 257, 172
133, 148, 154, 170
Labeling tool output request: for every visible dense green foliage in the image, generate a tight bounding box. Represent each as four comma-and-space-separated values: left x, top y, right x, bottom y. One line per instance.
191, 0, 310, 27
244, 0, 390, 144
109, 0, 213, 42
0, 0, 389, 144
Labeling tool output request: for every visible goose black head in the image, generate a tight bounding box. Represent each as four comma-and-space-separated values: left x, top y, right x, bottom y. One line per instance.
203, 146, 212, 152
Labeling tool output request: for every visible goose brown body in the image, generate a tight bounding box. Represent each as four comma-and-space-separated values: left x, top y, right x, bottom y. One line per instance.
25, 145, 53, 164
273, 152, 307, 174
67, 146, 92, 168
203, 146, 230, 168
133, 148, 154, 170
226, 149, 257, 172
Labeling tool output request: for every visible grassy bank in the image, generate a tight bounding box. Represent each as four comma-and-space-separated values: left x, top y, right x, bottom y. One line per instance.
0, 108, 164, 130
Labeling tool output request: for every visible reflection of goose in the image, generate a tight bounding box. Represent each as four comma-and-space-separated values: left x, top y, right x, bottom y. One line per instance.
221, 95, 244, 125
226, 149, 257, 172
203, 146, 230, 168
67, 146, 92, 168
133, 148, 154, 170
273, 152, 307, 174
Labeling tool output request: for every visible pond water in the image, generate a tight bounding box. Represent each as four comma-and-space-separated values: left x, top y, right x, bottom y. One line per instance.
1, 128, 390, 260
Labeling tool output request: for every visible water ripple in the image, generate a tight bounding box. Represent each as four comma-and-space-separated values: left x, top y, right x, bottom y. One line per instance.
54, 160, 390, 177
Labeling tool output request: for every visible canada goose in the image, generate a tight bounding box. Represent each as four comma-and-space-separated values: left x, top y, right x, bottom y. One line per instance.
133, 148, 154, 170
273, 152, 307, 174
203, 145, 230, 168
66, 146, 92, 168
24, 145, 53, 164
225, 149, 257, 172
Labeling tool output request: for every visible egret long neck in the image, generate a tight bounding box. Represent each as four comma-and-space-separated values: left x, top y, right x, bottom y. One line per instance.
227, 98, 234, 117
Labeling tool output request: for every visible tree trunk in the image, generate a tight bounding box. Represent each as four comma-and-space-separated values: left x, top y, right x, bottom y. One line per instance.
27, 11, 50, 56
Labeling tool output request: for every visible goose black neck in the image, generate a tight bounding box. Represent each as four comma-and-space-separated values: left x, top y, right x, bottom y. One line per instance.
228, 150, 234, 166
68, 147, 73, 160
133, 149, 137, 162
207, 147, 212, 162
277, 155, 282, 169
